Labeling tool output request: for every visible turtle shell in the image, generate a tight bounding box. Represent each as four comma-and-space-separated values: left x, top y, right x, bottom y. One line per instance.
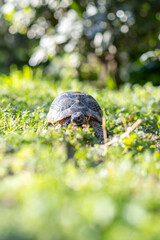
46, 91, 103, 124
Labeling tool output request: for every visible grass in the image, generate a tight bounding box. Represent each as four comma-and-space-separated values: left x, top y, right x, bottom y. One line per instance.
0, 66, 160, 240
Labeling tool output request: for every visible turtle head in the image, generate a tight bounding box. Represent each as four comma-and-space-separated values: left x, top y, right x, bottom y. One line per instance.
71, 112, 86, 125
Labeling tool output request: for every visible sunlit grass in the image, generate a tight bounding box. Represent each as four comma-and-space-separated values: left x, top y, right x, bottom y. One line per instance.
0, 66, 160, 240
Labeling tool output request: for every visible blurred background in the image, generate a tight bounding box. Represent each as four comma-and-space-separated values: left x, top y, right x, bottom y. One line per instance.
0, 0, 160, 88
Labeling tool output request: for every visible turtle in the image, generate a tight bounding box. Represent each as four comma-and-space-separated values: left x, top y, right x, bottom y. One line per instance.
46, 91, 104, 143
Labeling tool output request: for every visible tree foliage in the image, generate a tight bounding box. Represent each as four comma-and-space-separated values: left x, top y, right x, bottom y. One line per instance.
0, 0, 160, 85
